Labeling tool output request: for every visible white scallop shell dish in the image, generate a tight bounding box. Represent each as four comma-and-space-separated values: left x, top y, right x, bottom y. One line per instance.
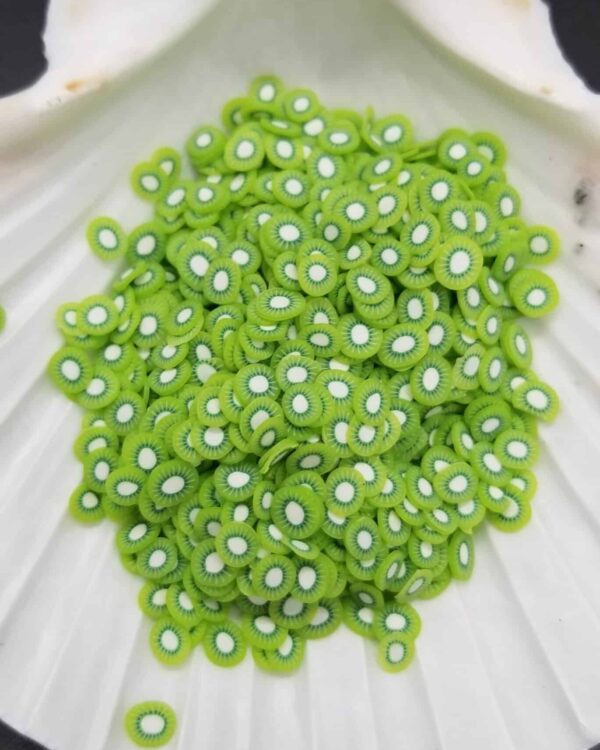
1, 0, 600, 749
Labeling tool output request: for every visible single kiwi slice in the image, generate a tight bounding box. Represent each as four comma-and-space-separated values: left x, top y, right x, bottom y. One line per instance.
487, 489, 531, 532
427, 312, 456, 355
432, 462, 478, 504
447, 530, 475, 581
136, 538, 178, 580
410, 353, 452, 407
215, 521, 258, 567
373, 601, 421, 641
268, 596, 318, 631
342, 597, 376, 639
190, 539, 235, 589
124, 701, 176, 748
116, 519, 160, 555
376, 633, 415, 673
512, 379, 559, 422
299, 598, 343, 640
149, 616, 191, 666
379, 323, 428, 371
434, 237, 483, 291
262, 631, 306, 673
138, 581, 170, 620
203, 620, 247, 667
241, 612, 288, 650
68, 483, 104, 524
494, 429, 538, 470
270, 485, 325, 539
252, 553, 296, 600
146, 459, 199, 508
343, 515, 381, 561
291, 554, 336, 603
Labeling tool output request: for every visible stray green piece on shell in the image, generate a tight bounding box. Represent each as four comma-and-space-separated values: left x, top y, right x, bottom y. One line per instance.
50, 74, 560, 712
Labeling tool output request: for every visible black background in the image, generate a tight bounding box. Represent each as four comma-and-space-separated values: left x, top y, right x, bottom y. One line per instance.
0, 0, 599, 748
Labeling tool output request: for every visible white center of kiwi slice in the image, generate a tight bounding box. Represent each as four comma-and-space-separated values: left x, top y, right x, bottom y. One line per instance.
285, 501, 305, 526
392, 335, 415, 354
278, 635, 295, 656
298, 566, 317, 590
482, 417, 500, 434
308, 264, 327, 282
335, 481, 355, 504
292, 394, 310, 414
227, 536, 248, 555
205, 551, 225, 573
87, 305, 109, 325
357, 530, 373, 550
94, 461, 110, 481
139, 447, 158, 471
381, 247, 398, 265
81, 492, 99, 509
311, 607, 330, 627
387, 511, 402, 532
140, 713, 166, 736
422, 367, 440, 392
270, 295, 291, 310
265, 567, 284, 588
162, 476, 185, 495
149, 550, 167, 569
255, 616, 276, 634
458, 500, 475, 515
483, 453, 501, 472
116, 404, 134, 423
449, 250, 470, 275
190, 254, 209, 277
449, 475, 468, 493
140, 316, 158, 336
87, 378, 107, 396
60, 360, 81, 381
128, 524, 148, 543
228, 471, 250, 488
458, 543, 470, 566
283, 598, 304, 617
288, 366, 308, 383
358, 425, 376, 444
205, 428, 225, 447
357, 275, 376, 294
215, 631, 236, 654
508, 440, 528, 458
358, 606, 374, 624
386, 613, 407, 631
388, 642, 406, 663
431, 181, 449, 201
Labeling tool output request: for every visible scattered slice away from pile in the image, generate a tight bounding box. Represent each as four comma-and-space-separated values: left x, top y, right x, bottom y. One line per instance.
48, 74, 560, 745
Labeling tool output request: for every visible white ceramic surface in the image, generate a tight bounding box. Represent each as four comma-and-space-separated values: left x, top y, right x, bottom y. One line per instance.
1, 1, 600, 749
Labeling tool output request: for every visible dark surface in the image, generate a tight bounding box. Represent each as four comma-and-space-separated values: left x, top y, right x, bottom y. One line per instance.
0, 0, 599, 749
0, 0, 49, 97
0, 719, 50, 750
543, 0, 600, 93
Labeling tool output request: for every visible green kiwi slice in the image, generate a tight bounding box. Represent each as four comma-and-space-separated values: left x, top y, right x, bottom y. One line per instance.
190, 539, 235, 589
343, 515, 381, 561
215, 521, 258, 567
323, 466, 365, 517
137, 538, 178, 580
68, 483, 104, 524
124, 701, 176, 748
203, 620, 247, 667
434, 237, 483, 290
270, 485, 324, 539
410, 353, 452, 406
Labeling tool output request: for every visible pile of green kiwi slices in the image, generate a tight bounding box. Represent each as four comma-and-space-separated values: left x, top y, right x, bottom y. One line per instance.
49, 75, 560, 739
